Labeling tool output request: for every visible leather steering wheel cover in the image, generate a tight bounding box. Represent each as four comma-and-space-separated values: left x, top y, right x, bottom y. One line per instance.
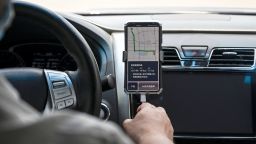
13, 2, 101, 115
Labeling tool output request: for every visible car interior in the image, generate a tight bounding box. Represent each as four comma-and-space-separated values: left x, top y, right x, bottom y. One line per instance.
1, 0, 256, 143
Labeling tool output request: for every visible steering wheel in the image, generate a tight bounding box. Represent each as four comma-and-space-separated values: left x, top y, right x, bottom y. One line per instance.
0, 1, 102, 116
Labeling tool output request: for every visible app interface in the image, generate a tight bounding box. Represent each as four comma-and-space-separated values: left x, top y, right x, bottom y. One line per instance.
126, 26, 160, 92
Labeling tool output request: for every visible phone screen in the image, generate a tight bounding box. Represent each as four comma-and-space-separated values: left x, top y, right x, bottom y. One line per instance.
124, 22, 161, 93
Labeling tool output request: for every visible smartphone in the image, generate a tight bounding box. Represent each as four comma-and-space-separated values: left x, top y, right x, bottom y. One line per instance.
124, 22, 162, 94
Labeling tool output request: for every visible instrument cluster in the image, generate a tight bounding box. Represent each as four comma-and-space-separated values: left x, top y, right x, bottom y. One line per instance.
0, 43, 77, 71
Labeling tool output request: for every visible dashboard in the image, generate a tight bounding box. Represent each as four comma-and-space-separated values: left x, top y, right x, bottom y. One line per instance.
108, 14, 256, 143
2, 7, 256, 144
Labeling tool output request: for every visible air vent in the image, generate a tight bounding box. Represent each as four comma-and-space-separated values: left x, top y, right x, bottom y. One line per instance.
209, 48, 255, 67
162, 48, 181, 66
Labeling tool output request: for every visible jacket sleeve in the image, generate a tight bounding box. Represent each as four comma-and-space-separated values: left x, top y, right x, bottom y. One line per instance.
50, 111, 135, 144
0, 76, 134, 144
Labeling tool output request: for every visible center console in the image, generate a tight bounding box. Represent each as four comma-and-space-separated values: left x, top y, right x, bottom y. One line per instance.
127, 33, 256, 143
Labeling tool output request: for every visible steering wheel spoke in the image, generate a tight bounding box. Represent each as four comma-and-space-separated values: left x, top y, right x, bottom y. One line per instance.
44, 69, 77, 111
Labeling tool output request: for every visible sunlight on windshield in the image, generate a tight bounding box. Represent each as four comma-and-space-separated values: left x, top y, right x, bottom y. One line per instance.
20, 0, 256, 13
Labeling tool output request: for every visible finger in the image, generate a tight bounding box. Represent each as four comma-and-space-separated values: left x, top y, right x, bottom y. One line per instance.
122, 118, 132, 128
137, 102, 155, 112
156, 107, 166, 113
156, 107, 172, 122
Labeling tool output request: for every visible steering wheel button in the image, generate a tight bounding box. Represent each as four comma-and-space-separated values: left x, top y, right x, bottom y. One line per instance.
65, 99, 74, 107
48, 73, 66, 79
56, 101, 66, 109
52, 81, 66, 89
53, 88, 71, 99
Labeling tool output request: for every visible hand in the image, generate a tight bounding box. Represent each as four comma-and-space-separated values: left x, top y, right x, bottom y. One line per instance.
123, 103, 174, 144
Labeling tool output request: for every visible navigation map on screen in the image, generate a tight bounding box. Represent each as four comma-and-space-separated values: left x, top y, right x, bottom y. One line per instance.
127, 27, 159, 61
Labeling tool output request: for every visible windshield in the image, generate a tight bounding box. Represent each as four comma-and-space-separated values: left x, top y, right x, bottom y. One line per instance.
20, 0, 256, 14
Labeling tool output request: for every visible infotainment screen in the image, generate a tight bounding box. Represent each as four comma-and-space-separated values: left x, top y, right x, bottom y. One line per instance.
147, 72, 254, 136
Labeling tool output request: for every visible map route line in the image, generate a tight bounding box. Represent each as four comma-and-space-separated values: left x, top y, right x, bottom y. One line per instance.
131, 27, 136, 51
130, 28, 156, 53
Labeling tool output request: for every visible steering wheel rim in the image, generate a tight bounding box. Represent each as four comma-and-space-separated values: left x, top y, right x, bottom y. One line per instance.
6, 1, 102, 115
